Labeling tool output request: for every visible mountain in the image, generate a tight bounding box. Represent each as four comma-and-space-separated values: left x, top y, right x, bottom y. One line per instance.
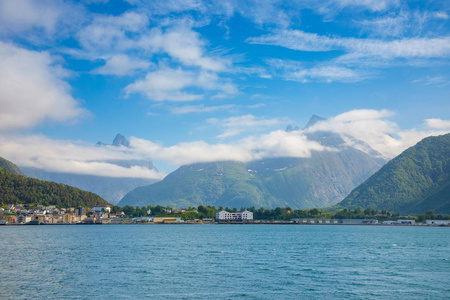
0, 156, 108, 207
112, 134, 130, 147
120, 161, 277, 209
339, 133, 450, 214
22, 134, 158, 204
303, 114, 326, 129
119, 116, 387, 209
0, 156, 24, 176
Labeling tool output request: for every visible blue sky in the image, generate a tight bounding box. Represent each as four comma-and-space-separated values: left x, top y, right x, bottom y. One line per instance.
0, 0, 449, 178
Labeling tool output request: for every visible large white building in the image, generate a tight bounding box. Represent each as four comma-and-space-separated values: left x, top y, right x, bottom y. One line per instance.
215, 210, 253, 222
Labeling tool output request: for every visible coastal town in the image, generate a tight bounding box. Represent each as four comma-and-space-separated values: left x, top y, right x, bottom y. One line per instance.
1, 204, 449, 226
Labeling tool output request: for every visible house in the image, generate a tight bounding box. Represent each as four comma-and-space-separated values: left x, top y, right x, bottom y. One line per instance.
215, 210, 254, 222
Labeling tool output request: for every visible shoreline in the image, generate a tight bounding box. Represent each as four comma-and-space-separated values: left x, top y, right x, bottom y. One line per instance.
0, 222, 448, 227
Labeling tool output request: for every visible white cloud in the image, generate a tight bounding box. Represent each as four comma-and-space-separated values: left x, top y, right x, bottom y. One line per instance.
248, 29, 450, 81
0, 0, 80, 37
266, 58, 363, 82
0, 42, 87, 131
327, 0, 400, 12
0, 134, 165, 180
249, 30, 335, 52
425, 118, 450, 129
129, 131, 328, 166
171, 103, 264, 114
249, 29, 450, 61
76, 14, 231, 72
139, 24, 229, 72
92, 54, 152, 76
171, 104, 235, 114
124, 0, 205, 15
124, 67, 204, 101
434, 11, 449, 20
305, 109, 448, 158
355, 12, 409, 38
125, 66, 237, 101
76, 11, 149, 52
412, 76, 449, 87
208, 114, 284, 138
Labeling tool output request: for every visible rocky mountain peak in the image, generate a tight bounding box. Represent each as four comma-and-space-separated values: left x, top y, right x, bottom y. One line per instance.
303, 115, 326, 129
112, 134, 130, 148
285, 125, 300, 132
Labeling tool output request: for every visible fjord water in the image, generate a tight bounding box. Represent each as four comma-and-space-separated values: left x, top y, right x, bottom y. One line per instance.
0, 225, 449, 299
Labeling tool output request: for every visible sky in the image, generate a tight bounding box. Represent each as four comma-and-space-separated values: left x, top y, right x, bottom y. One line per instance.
0, 0, 449, 179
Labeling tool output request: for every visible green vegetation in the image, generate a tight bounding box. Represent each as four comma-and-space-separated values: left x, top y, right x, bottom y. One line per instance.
0, 167, 108, 208
340, 133, 450, 214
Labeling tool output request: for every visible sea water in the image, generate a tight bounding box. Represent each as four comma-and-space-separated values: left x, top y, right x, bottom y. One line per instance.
0, 225, 449, 299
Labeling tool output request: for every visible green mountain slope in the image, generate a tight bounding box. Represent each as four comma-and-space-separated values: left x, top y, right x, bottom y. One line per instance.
119, 126, 386, 209
0, 156, 24, 176
252, 148, 384, 208
119, 161, 278, 208
0, 157, 108, 207
339, 133, 450, 214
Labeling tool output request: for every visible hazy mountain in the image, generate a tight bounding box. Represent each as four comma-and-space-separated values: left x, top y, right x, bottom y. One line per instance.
112, 134, 130, 147
0, 156, 107, 207
339, 133, 450, 214
119, 116, 387, 209
22, 134, 158, 204
303, 114, 326, 129
0, 156, 24, 176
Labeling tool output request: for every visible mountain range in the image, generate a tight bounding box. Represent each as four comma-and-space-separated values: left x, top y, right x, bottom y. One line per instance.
119, 116, 387, 209
22, 134, 158, 204
340, 133, 450, 214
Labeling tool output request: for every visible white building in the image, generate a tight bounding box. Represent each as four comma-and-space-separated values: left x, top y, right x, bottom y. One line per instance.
215, 210, 253, 222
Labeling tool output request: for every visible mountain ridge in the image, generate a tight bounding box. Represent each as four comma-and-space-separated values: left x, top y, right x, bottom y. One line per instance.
339, 133, 450, 214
